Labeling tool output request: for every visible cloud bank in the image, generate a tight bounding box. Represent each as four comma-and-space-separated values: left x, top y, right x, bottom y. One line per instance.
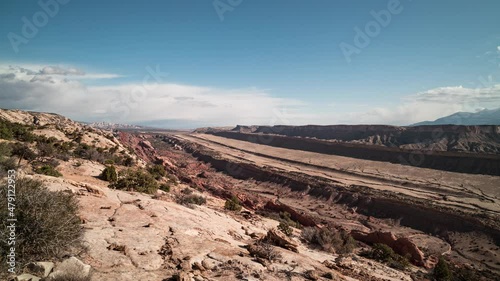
1, 63, 500, 127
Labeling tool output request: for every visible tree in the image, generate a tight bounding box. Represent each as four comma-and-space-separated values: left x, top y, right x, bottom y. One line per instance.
224, 196, 242, 211
434, 256, 452, 281
112, 169, 159, 194
100, 165, 117, 182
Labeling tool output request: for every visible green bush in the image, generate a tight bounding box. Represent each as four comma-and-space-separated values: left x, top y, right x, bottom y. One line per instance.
434, 256, 452, 281
100, 165, 117, 182
35, 165, 62, 177
181, 187, 194, 195
0, 142, 12, 157
224, 196, 242, 212
177, 194, 207, 207
362, 243, 410, 270
0, 119, 35, 142
0, 178, 83, 275
112, 169, 159, 194
11, 143, 37, 162
279, 211, 302, 229
147, 164, 166, 180
301, 227, 356, 254
278, 221, 293, 237
0, 157, 17, 172
159, 183, 171, 192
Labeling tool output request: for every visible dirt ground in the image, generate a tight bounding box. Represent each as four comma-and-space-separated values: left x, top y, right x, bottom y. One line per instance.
163, 133, 500, 273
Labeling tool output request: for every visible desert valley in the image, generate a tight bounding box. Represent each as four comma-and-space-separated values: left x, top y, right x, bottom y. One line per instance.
0, 109, 499, 281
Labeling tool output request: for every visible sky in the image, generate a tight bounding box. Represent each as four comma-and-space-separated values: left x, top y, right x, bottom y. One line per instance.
0, 0, 500, 128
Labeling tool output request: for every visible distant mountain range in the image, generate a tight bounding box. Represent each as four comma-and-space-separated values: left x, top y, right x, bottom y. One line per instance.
412, 108, 500, 126
85, 121, 151, 130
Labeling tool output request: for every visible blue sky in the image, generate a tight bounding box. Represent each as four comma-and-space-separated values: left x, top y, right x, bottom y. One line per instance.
1, 0, 500, 128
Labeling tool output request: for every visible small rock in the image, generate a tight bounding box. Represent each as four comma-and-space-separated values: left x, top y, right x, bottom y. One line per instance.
192, 262, 205, 271
48, 257, 91, 280
15, 274, 40, 281
193, 275, 204, 281
24, 261, 54, 277
304, 270, 319, 280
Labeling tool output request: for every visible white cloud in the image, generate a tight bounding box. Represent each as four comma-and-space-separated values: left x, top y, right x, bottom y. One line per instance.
1, 63, 500, 127
0, 63, 305, 127
336, 85, 500, 125
1, 64, 121, 83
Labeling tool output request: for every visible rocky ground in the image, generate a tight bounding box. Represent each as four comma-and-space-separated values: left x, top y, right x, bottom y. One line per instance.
2, 109, 499, 281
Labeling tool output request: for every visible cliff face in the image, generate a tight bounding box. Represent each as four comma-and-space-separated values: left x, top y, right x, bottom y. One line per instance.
230, 125, 500, 154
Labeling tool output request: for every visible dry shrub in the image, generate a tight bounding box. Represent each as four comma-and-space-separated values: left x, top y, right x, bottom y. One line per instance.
301, 227, 356, 254
0, 178, 83, 275
248, 241, 282, 262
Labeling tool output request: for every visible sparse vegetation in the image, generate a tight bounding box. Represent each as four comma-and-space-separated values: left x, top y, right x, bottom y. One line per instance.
0, 178, 83, 274
0, 119, 35, 142
177, 194, 207, 207
100, 165, 118, 182
301, 227, 356, 254
361, 243, 410, 270
181, 187, 194, 195
11, 143, 37, 162
159, 183, 171, 192
247, 241, 282, 262
0, 143, 16, 174
112, 169, 159, 194
35, 164, 62, 177
278, 211, 301, 229
278, 221, 293, 237
224, 195, 242, 212
147, 164, 166, 180
433, 256, 452, 281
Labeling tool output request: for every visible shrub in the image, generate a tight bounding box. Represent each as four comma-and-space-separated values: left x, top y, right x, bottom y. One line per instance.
181, 187, 194, 195
362, 243, 410, 270
0, 142, 12, 157
112, 169, 159, 194
433, 256, 452, 281
35, 165, 62, 177
73, 144, 104, 162
224, 196, 242, 212
100, 165, 117, 182
37, 142, 56, 157
0, 157, 17, 171
279, 211, 301, 229
123, 156, 135, 167
247, 241, 282, 262
0, 119, 35, 142
301, 227, 356, 254
177, 194, 207, 207
0, 178, 83, 275
11, 143, 37, 162
147, 164, 166, 180
159, 183, 171, 192
278, 221, 293, 237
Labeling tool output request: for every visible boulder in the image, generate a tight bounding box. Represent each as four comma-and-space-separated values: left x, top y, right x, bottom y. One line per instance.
15, 274, 40, 281
48, 257, 91, 280
351, 230, 426, 267
24, 261, 54, 277
262, 229, 299, 253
